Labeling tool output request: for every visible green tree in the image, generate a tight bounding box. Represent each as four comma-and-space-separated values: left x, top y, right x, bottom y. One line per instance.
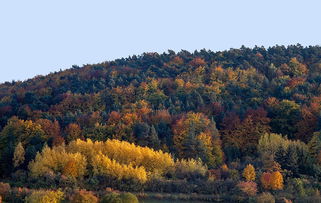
308, 132, 321, 163
269, 100, 300, 138
0, 117, 47, 176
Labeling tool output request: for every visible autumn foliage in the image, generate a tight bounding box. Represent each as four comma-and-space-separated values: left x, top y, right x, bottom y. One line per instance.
29, 138, 175, 183
29, 145, 87, 179
92, 153, 147, 183
25, 190, 64, 203
0, 46, 321, 201
243, 164, 256, 181
67, 139, 174, 174
260, 171, 284, 190
237, 181, 258, 196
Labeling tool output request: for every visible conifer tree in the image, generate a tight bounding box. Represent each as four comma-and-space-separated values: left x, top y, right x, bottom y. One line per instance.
13, 142, 25, 168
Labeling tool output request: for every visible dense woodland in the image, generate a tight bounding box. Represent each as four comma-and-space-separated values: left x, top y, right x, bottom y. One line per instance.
0, 44, 321, 202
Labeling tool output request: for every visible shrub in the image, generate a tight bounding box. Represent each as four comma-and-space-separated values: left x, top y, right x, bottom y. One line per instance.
100, 192, 138, 203
92, 176, 144, 192
255, 192, 275, 203
237, 181, 257, 196
25, 189, 64, 203
69, 189, 98, 203
100, 192, 122, 203
171, 158, 207, 180
119, 192, 139, 203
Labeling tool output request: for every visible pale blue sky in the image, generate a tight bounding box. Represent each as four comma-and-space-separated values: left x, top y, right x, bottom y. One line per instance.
0, 0, 320, 83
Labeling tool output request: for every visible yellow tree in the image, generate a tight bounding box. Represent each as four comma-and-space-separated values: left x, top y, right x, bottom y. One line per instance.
103, 139, 174, 174
270, 171, 284, 190
288, 57, 308, 76
67, 138, 174, 175
91, 153, 147, 183
25, 190, 64, 203
243, 164, 256, 181
63, 160, 79, 178
29, 145, 87, 179
172, 112, 223, 167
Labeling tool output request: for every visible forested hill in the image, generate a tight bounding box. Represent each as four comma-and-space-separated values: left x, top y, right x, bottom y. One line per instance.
0, 44, 321, 178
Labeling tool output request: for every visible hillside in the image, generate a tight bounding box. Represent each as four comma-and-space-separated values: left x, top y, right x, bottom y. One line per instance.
0, 44, 321, 202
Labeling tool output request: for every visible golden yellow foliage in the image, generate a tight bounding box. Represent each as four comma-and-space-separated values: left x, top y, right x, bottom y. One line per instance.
270, 171, 284, 190
121, 113, 139, 126
197, 132, 212, 149
104, 139, 174, 174
63, 160, 80, 178
197, 132, 217, 167
243, 164, 256, 181
260, 171, 283, 190
67, 139, 104, 164
184, 81, 198, 90
175, 78, 185, 88
208, 81, 223, 94
226, 68, 237, 81
29, 145, 87, 178
149, 78, 159, 90
68, 139, 174, 175
92, 153, 147, 183
30, 139, 175, 182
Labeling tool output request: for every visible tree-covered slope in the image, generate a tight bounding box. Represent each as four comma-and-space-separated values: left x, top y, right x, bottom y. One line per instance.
0, 44, 321, 189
